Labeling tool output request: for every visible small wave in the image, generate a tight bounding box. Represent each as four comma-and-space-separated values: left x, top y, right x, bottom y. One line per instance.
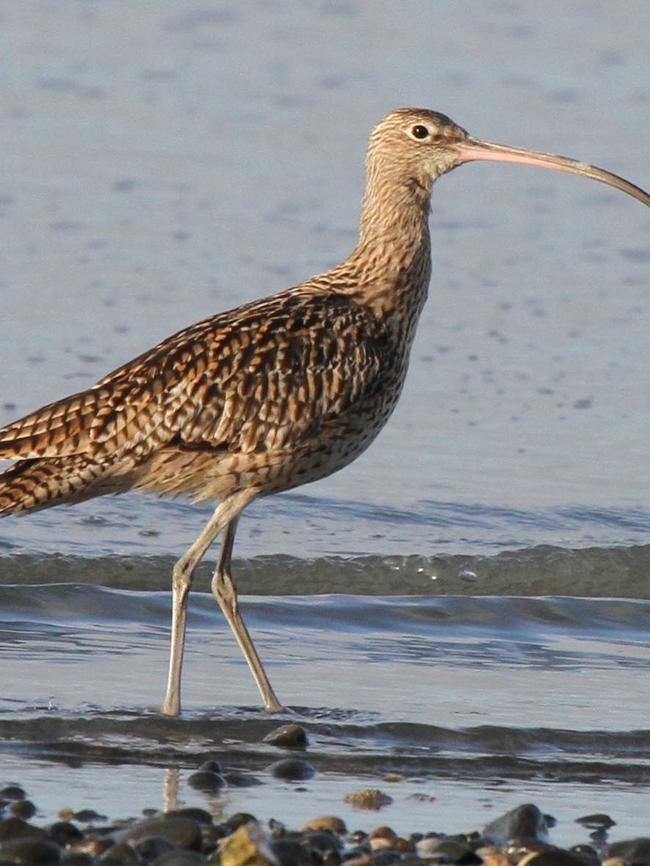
2, 710, 650, 786
1, 585, 648, 677
1, 542, 650, 597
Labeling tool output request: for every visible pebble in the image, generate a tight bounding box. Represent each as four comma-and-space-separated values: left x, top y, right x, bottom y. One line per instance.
267, 758, 316, 781
48, 821, 84, 846
63, 853, 97, 866
0, 837, 62, 865
263, 724, 309, 749
301, 829, 342, 858
119, 816, 203, 851
184, 761, 228, 795
483, 803, 551, 844
570, 844, 600, 864
269, 837, 311, 865
343, 790, 392, 811
0, 786, 638, 866
71, 810, 108, 824
68, 838, 114, 858
0, 786, 26, 802
8, 800, 36, 820
406, 792, 436, 803
300, 817, 347, 835
607, 837, 650, 864
199, 823, 226, 852
187, 770, 226, 793
0, 816, 46, 842
577, 814, 617, 830
132, 835, 176, 860
196, 760, 223, 774
223, 771, 263, 788
518, 849, 593, 865
221, 814, 259, 835
415, 835, 472, 861
98, 841, 139, 864
504, 840, 555, 863
166, 808, 214, 826
368, 826, 398, 851
219, 823, 277, 866
153, 852, 208, 865
476, 844, 509, 866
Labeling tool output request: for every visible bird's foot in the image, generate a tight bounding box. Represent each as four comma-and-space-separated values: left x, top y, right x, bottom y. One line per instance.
158, 697, 181, 717
265, 698, 290, 714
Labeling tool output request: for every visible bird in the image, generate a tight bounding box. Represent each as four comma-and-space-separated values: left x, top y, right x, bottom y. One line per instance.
0, 109, 648, 716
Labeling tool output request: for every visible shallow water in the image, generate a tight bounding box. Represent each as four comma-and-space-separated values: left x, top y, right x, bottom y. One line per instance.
0, 0, 649, 849
2, 585, 650, 846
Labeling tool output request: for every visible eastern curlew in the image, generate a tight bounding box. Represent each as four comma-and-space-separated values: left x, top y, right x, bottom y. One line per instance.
0, 109, 648, 715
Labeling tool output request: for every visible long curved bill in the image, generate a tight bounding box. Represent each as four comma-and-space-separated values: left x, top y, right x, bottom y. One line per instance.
454, 137, 650, 207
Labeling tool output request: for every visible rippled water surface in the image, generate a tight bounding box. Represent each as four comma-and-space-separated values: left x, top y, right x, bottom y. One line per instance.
1, 0, 649, 850
2, 585, 650, 846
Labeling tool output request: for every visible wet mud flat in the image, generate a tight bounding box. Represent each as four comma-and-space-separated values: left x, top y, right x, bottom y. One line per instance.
2, 718, 650, 866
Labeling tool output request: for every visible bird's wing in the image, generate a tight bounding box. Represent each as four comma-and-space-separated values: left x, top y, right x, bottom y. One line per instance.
0, 376, 163, 460
173, 289, 391, 454
0, 315, 207, 460
0, 289, 389, 461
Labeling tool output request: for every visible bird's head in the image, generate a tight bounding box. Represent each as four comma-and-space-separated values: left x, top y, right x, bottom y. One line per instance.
367, 109, 467, 191
367, 107, 649, 205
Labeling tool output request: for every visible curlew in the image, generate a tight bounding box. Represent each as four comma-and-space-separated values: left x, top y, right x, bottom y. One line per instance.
0, 109, 648, 715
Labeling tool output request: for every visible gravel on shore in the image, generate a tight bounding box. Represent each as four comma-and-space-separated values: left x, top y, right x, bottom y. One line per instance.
0, 780, 646, 866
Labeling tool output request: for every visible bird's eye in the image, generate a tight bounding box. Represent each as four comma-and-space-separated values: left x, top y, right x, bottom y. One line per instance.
411, 124, 430, 140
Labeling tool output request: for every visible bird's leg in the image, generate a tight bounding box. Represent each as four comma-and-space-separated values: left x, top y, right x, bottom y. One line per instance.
212, 517, 285, 713
160, 488, 257, 716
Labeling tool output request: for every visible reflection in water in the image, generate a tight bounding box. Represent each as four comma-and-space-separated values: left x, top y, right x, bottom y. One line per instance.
163, 767, 180, 813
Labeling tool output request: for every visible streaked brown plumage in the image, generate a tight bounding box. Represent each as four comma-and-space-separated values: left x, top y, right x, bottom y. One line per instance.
1, 108, 648, 715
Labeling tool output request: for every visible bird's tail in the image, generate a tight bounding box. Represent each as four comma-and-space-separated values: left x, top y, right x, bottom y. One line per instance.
0, 455, 123, 516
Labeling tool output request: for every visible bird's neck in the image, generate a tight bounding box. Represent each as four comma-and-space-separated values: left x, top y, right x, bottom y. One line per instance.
359, 166, 432, 247
338, 170, 433, 332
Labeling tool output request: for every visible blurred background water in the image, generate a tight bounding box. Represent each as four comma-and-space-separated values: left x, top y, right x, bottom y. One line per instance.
0, 0, 649, 848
